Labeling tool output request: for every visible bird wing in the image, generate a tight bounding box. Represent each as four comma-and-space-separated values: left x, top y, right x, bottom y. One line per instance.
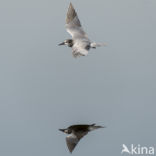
66, 3, 89, 40
66, 134, 80, 153
72, 46, 88, 58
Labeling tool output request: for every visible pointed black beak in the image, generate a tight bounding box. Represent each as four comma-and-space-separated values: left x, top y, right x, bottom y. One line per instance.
58, 42, 65, 46
59, 129, 65, 132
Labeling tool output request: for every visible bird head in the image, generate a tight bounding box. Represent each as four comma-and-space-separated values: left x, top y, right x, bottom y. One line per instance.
59, 128, 72, 134
58, 39, 73, 47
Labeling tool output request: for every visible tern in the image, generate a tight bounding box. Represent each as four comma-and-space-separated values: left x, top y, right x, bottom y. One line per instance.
59, 124, 105, 153
58, 3, 107, 58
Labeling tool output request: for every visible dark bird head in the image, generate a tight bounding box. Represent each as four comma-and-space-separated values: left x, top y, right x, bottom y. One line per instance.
59, 128, 72, 134
58, 39, 73, 47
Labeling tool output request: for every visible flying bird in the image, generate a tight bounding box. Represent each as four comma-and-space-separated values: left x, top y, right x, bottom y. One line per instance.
59, 124, 105, 153
58, 3, 107, 58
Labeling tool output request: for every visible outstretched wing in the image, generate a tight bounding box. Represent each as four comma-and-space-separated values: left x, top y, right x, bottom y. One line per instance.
66, 134, 80, 153
66, 3, 89, 40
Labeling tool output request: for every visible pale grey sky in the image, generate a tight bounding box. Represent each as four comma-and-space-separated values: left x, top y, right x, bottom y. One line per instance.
0, 0, 156, 156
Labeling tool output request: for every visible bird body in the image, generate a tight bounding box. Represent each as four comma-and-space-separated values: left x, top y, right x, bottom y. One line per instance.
59, 124, 105, 153
59, 3, 107, 58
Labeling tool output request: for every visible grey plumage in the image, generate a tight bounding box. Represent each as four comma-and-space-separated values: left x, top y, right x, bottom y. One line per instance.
59, 3, 107, 58
66, 3, 81, 27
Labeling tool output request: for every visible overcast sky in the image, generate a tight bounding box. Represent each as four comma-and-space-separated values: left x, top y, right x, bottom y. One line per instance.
0, 0, 156, 156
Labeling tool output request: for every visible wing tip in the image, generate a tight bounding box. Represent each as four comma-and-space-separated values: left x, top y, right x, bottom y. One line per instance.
66, 2, 76, 24
69, 2, 73, 7
68, 2, 74, 12
69, 149, 73, 153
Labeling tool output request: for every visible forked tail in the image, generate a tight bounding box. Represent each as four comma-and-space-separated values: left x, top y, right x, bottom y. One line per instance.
90, 42, 107, 48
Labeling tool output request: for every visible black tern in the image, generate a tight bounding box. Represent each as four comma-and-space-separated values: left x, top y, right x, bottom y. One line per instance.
59, 124, 105, 153
59, 3, 107, 58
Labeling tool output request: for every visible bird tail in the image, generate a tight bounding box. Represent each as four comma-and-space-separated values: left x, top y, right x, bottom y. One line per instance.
89, 124, 106, 131
90, 42, 107, 48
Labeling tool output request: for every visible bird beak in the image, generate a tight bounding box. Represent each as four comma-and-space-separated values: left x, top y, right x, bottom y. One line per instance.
59, 129, 65, 132
58, 42, 65, 46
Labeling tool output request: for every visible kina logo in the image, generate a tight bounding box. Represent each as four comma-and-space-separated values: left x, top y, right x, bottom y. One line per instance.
121, 144, 155, 155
